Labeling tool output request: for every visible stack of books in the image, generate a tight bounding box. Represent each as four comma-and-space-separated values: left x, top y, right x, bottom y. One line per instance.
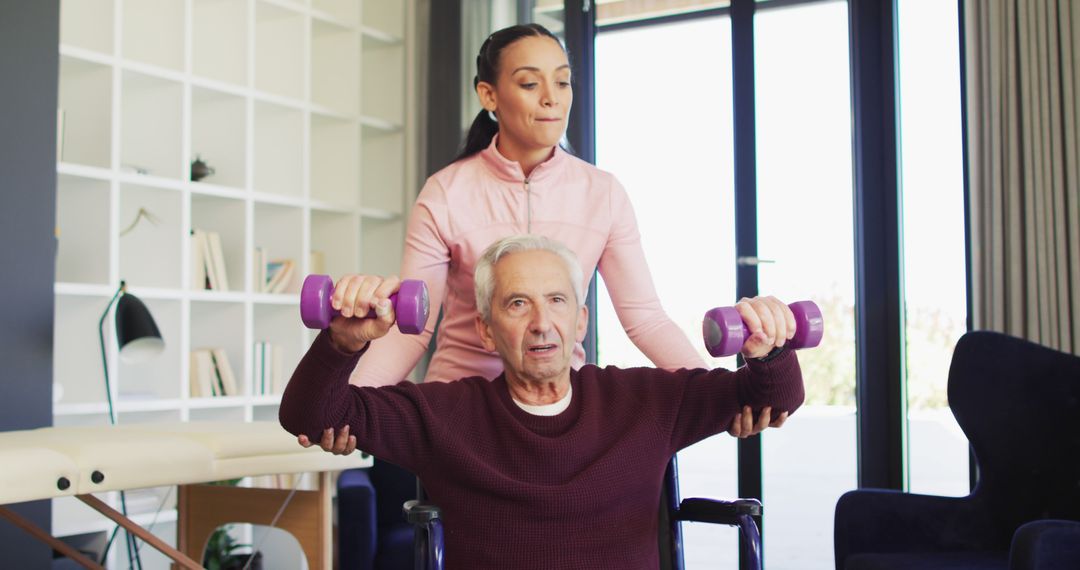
191, 229, 230, 291
252, 341, 284, 395
189, 348, 239, 398
253, 246, 294, 294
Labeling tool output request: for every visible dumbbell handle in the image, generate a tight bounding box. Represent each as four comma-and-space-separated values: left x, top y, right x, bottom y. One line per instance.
702, 300, 824, 358
300, 275, 429, 334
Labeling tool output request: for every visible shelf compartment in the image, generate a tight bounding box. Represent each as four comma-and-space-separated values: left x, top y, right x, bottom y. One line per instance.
58, 56, 113, 169
253, 303, 304, 395
191, 86, 248, 188
191, 194, 247, 292
53, 294, 111, 406
190, 406, 247, 422
361, 0, 404, 39
360, 42, 404, 125
120, 71, 184, 179
119, 183, 184, 289
252, 404, 282, 422
253, 101, 304, 198
190, 299, 246, 397
117, 298, 183, 400
311, 20, 359, 115
60, 0, 114, 55
122, 0, 185, 72
253, 202, 304, 293
360, 217, 403, 277
360, 128, 404, 214
255, 1, 306, 101
313, 0, 358, 25
310, 210, 359, 277
117, 409, 183, 425
192, 0, 249, 86
56, 174, 112, 284
310, 113, 359, 206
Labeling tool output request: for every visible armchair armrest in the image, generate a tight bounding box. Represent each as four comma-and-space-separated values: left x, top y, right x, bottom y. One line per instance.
1010, 519, 1080, 570
834, 489, 999, 568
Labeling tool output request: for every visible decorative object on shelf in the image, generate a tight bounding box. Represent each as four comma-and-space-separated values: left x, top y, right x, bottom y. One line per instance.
191, 154, 216, 182
119, 207, 161, 237
98, 280, 165, 568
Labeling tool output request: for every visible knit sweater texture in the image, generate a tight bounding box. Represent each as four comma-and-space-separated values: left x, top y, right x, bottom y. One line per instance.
350, 135, 705, 386
281, 332, 804, 569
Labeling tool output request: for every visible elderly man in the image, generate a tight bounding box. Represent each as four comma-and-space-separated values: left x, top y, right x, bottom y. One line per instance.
279, 235, 804, 569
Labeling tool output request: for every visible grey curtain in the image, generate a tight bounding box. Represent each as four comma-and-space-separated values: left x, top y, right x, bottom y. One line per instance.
964, 0, 1080, 354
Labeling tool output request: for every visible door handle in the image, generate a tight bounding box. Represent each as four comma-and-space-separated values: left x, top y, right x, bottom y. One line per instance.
736, 256, 776, 267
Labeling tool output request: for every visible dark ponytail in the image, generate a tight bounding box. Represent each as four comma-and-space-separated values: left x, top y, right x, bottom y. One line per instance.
453, 23, 564, 162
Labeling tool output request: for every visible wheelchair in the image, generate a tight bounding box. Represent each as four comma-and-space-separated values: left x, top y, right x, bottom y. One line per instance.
402, 454, 764, 570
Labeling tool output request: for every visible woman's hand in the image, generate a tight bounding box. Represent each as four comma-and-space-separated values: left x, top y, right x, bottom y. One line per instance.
735, 296, 796, 360
328, 274, 401, 353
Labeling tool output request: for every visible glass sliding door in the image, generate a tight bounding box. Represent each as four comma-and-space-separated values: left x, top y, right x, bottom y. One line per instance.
896, 0, 969, 497
754, 2, 857, 568
596, 16, 739, 568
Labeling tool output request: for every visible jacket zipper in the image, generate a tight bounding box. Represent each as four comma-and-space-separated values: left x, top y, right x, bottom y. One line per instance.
524, 177, 532, 232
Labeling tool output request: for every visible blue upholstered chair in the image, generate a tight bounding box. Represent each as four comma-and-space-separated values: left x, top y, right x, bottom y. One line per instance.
834, 331, 1080, 570
338, 459, 416, 569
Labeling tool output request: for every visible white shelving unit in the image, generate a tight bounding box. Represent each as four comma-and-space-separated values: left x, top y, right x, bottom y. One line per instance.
53, 0, 415, 553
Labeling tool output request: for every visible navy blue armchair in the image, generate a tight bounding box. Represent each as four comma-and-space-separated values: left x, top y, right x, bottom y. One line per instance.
834, 331, 1080, 570
338, 459, 417, 569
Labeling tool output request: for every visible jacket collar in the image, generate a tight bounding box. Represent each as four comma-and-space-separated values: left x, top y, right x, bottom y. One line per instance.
478, 134, 568, 184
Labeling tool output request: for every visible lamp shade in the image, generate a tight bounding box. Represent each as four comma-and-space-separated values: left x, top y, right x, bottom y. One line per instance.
115, 293, 164, 364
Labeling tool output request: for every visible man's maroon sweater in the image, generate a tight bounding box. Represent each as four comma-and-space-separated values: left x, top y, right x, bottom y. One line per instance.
280, 332, 804, 569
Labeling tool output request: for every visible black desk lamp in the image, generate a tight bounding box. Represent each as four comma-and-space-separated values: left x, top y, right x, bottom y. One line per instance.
97, 280, 163, 568
98, 280, 164, 424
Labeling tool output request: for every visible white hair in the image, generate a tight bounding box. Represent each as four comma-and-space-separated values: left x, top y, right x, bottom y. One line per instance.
474, 234, 584, 321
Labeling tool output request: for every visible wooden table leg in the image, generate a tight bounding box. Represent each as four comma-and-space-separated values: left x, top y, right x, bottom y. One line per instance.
0, 505, 105, 570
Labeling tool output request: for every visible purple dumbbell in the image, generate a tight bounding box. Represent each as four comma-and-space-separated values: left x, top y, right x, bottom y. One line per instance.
702, 300, 824, 358
300, 274, 430, 334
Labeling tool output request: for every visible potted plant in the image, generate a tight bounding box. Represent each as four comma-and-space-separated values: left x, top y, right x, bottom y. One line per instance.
203, 525, 262, 570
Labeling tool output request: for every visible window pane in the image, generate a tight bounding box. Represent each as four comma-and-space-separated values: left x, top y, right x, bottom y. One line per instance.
754, 2, 857, 568
896, 0, 969, 497
596, 17, 739, 568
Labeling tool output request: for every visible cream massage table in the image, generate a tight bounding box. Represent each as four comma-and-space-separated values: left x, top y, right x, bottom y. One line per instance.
0, 421, 371, 569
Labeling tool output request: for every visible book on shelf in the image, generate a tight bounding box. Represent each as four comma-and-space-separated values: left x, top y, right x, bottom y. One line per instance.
191, 229, 208, 290
206, 230, 230, 291
309, 249, 326, 276
264, 259, 295, 294
252, 341, 285, 396
191, 228, 230, 291
190, 348, 239, 398
253, 246, 267, 294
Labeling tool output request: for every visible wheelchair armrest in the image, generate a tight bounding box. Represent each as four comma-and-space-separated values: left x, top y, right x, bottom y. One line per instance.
834, 489, 996, 568
403, 499, 442, 525
675, 498, 761, 524
1010, 519, 1080, 570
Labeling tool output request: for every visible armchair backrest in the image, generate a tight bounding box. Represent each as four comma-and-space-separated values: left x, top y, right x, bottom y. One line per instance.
947, 331, 1080, 534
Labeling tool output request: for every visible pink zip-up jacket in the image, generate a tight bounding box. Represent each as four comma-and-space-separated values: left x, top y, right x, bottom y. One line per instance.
350, 136, 705, 386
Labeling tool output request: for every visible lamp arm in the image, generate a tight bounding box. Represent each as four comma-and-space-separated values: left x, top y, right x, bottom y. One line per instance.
98, 281, 125, 426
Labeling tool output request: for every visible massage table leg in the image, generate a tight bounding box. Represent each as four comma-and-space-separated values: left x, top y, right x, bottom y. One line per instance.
0, 505, 105, 570
76, 494, 203, 569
